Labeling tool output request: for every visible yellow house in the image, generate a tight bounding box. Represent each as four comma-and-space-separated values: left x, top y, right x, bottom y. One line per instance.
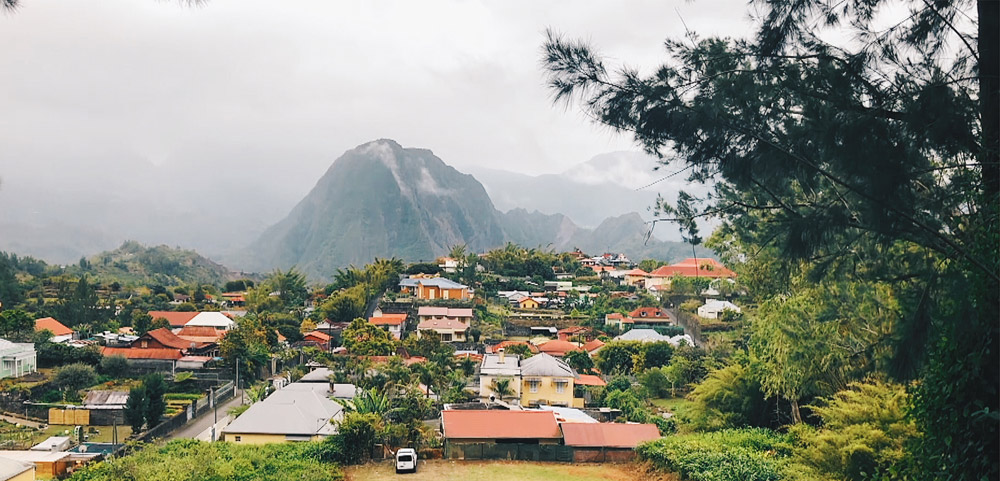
518, 353, 581, 408
517, 297, 540, 309
0, 456, 35, 481
399, 275, 470, 301
222, 383, 343, 443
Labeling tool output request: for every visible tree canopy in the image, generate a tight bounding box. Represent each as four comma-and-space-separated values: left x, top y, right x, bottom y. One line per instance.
544, 1, 997, 478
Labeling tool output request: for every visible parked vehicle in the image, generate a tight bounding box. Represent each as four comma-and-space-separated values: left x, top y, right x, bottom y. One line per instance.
395, 448, 417, 474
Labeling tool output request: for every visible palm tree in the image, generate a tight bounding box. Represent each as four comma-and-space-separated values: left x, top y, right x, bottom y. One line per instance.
336, 387, 391, 415
488, 378, 515, 403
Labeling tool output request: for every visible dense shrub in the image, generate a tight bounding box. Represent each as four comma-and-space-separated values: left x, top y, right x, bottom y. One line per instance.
67, 439, 343, 481
636, 428, 793, 481
786, 381, 917, 481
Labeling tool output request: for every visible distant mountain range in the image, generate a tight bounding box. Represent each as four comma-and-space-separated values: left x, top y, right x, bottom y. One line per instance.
0, 139, 712, 279
227, 140, 711, 279
83, 241, 239, 286
463, 151, 712, 235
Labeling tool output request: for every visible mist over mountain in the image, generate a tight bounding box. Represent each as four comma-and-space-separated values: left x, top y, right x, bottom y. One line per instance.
226, 140, 508, 277
231, 140, 710, 279
464, 151, 713, 238
0, 149, 304, 264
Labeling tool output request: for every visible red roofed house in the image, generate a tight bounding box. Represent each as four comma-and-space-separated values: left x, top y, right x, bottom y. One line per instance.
628, 307, 673, 325
574, 374, 607, 387
487, 341, 539, 354
536, 340, 583, 357
303, 330, 332, 350
581, 339, 605, 356
34, 317, 75, 342
175, 326, 226, 344
646, 258, 736, 290
416, 318, 469, 343
561, 423, 661, 462
622, 268, 649, 286
101, 327, 216, 372
604, 312, 633, 330
369, 313, 408, 340
557, 326, 597, 342
147, 311, 198, 328
441, 410, 562, 447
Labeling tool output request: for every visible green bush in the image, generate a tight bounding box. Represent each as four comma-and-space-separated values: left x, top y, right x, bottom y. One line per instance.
637, 428, 793, 481
67, 439, 343, 481
163, 393, 203, 401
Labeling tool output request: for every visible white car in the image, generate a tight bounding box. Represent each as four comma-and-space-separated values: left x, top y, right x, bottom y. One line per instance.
395, 448, 417, 474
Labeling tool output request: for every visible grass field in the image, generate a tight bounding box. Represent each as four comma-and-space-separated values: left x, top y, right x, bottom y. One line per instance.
345, 460, 672, 481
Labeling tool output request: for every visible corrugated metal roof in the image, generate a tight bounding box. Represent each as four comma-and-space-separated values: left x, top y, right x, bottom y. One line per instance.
442, 410, 561, 440
101, 347, 182, 360
82, 390, 129, 406
147, 311, 198, 327
561, 423, 660, 448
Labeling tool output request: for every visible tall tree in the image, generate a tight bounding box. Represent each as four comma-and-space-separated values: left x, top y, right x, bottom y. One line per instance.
543, 1, 996, 478
124, 386, 147, 434
143, 373, 167, 427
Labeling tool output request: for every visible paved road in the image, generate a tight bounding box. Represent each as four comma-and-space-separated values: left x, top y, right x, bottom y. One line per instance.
0, 413, 42, 428
166, 393, 245, 441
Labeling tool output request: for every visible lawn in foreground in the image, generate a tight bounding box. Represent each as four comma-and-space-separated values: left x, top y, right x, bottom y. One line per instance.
345, 460, 667, 481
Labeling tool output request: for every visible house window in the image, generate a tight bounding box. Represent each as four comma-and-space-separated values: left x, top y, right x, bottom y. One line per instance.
441, 333, 453, 342
443, 290, 449, 299
234, 436, 242, 442
528, 380, 540, 393
555, 380, 567, 394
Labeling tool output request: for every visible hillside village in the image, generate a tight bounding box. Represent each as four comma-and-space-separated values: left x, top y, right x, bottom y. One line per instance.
0, 244, 745, 478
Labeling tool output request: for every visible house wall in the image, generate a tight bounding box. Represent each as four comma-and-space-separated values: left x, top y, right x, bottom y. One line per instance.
520, 377, 575, 407
222, 432, 324, 444
0, 344, 37, 379
416, 285, 470, 300
479, 374, 522, 401
571, 448, 637, 463
8, 467, 34, 481
518, 299, 539, 309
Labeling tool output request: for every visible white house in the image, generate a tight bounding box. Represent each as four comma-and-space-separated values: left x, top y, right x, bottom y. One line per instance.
185, 312, 236, 330
698, 299, 742, 319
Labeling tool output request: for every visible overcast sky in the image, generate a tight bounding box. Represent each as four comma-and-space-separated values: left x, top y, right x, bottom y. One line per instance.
0, 0, 753, 182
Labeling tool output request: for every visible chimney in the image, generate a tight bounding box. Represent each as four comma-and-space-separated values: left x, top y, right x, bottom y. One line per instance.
498, 347, 505, 362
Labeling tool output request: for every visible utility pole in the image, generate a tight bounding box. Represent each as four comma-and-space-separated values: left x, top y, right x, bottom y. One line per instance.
210, 386, 216, 442
235, 357, 240, 405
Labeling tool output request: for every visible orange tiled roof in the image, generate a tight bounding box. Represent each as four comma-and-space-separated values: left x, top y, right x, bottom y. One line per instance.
537, 340, 582, 357
147, 311, 199, 328
488, 341, 539, 354
304, 330, 331, 342
629, 307, 671, 320
575, 374, 607, 386
561, 423, 660, 448
369, 313, 407, 326
442, 410, 561, 440
582, 339, 605, 352
650, 258, 736, 278
143, 327, 211, 350
35, 317, 73, 337
102, 346, 182, 360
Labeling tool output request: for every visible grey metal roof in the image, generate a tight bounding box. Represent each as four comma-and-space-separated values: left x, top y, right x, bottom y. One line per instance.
298, 368, 333, 382
614, 329, 669, 342
223, 382, 343, 437
481, 353, 521, 376
0, 455, 34, 479
520, 353, 577, 378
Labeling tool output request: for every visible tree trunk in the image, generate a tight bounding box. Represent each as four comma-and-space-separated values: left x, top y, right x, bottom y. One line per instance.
980, 0, 999, 199
790, 399, 802, 424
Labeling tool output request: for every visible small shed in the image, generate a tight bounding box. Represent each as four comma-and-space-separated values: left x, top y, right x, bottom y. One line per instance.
560, 423, 661, 462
